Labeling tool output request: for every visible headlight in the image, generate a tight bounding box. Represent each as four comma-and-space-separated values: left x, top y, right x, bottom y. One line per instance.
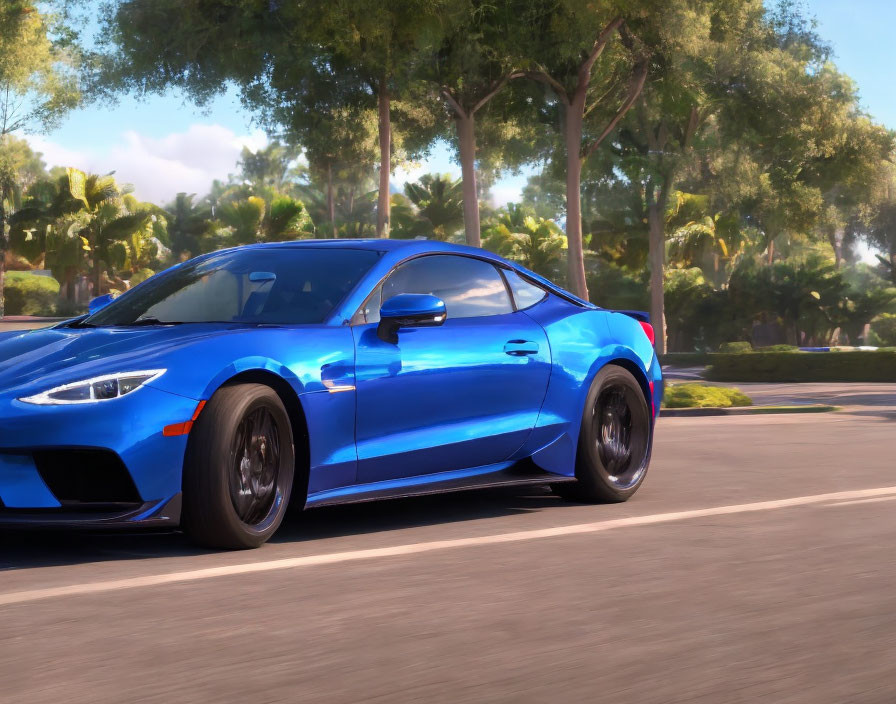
19, 370, 166, 405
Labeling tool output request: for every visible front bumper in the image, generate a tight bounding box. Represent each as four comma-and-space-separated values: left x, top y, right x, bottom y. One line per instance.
0, 384, 198, 526
0, 494, 182, 529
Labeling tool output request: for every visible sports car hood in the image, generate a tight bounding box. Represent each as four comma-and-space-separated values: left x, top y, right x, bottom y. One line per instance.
0, 324, 235, 399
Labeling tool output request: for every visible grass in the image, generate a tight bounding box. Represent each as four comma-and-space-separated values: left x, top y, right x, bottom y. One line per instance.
663, 382, 753, 409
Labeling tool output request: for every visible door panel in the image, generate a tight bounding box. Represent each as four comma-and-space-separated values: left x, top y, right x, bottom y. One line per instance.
353, 312, 551, 483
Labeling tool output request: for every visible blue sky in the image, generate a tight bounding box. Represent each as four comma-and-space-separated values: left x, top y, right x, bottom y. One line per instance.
26, 1, 896, 206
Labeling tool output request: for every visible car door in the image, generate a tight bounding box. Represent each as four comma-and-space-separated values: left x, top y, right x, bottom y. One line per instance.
352, 254, 551, 483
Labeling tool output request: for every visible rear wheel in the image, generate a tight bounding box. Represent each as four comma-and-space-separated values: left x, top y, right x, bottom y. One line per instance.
555, 365, 651, 503
182, 383, 295, 549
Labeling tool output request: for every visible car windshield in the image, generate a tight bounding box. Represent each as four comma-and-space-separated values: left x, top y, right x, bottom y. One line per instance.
83, 247, 380, 326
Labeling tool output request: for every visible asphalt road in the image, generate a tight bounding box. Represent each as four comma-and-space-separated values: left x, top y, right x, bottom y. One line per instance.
3, 408, 896, 703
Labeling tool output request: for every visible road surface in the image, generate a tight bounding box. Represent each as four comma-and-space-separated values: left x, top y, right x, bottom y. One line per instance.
2, 409, 896, 703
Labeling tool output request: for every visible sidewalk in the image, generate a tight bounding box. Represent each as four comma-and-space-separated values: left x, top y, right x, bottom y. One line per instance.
663, 362, 896, 410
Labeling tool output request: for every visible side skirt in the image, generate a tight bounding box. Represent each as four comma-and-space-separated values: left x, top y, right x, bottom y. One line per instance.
304, 460, 575, 509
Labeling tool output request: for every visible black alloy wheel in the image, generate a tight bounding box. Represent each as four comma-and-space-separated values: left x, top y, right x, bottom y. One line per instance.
555, 365, 652, 503
182, 383, 295, 549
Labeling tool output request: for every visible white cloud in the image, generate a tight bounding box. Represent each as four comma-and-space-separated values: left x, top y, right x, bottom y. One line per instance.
25, 137, 88, 174
26, 124, 268, 205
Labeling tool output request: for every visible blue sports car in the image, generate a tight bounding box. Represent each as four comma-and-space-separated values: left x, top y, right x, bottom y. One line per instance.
0, 239, 662, 548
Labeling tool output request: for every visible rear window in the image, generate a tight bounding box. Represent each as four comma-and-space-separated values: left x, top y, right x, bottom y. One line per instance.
504, 269, 548, 310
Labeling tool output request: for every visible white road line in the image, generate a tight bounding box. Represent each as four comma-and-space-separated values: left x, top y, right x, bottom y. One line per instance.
824, 495, 896, 508
3, 484, 896, 608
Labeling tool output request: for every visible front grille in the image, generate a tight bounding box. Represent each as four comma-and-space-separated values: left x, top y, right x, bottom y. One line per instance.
32, 449, 142, 505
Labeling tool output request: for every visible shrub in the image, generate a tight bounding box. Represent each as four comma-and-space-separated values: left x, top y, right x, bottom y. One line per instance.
663, 383, 752, 409
3, 272, 60, 316
706, 351, 896, 382
870, 314, 896, 347
754, 344, 799, 352
718, 341, 752, 354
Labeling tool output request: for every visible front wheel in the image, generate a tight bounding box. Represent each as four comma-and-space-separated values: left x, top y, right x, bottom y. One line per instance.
182, 383, 295, 549
555, 365, 652, 503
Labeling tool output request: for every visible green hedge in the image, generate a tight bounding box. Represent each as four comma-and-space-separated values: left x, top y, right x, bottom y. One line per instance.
706, 351, 896, 382
4, 272, 59, 316
663, 383, 752, 408
718, 341, 752, 354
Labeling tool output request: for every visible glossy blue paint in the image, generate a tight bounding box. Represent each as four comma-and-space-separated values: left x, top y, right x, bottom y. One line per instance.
0, 239, 661, 526
0, 454, 59, 507
88, 293, 115, 314
379, 293, 446, 321
352, 309, 551, 481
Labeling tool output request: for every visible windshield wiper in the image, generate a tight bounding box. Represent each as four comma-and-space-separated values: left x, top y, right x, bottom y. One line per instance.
121, 317, 185, 326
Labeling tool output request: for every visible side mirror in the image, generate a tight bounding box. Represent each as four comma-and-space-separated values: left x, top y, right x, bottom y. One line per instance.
88, 293, 116, 314
378, 294, 446, 343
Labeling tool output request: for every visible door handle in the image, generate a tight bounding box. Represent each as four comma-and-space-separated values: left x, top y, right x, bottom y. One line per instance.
504, 340, 539, 356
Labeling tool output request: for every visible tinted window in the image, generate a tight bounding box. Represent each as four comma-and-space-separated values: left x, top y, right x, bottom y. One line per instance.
364, 255, 512, 322
504, 269, 548, 310
85, 248, 379, 326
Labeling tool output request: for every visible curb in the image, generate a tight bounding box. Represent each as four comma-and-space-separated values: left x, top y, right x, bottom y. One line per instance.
660, 405, 839, 418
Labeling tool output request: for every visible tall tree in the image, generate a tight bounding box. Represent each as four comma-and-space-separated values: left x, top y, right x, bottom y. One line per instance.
103, 0, 442, 240
512, 1, 650, 299
866, 163, 896, 284
612, 2, 757, 352
234, 141, 301, 193
0, 0, 80, 314
293, 0, 437, 238
612, 0, 847, 353
416, 1, 525, 246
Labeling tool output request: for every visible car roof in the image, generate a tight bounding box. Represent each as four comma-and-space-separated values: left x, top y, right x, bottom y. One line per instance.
233, 238, 596, 311
244, 238, 481, 254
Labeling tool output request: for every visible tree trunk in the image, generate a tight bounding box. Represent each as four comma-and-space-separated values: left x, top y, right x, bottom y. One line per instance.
376, 78, 391, 238
93, 249, 102, 297
326, 162, 336, 238
828, 228, 843, 269
564, 99, 588, 300
456, 113, 481, 247
647, 196, 667, 356
0, 191, 6, 318
890, 240, 896, 285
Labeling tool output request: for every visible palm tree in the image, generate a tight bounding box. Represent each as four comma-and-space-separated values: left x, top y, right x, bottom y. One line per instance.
68, 171, 157, 295
215, 194, 312, 245
395, 174, 465, 241
10, 168, 157, 297
482, 205, 567, 277
165, 193, 212, 260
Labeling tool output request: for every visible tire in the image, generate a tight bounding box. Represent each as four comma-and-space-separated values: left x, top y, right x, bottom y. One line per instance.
182, 383, 295, 549
554, 365, 652, 503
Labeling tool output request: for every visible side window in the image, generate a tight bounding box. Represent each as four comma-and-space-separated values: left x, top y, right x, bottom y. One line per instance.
503, 269, 548, 310
375, 255, 513, 320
